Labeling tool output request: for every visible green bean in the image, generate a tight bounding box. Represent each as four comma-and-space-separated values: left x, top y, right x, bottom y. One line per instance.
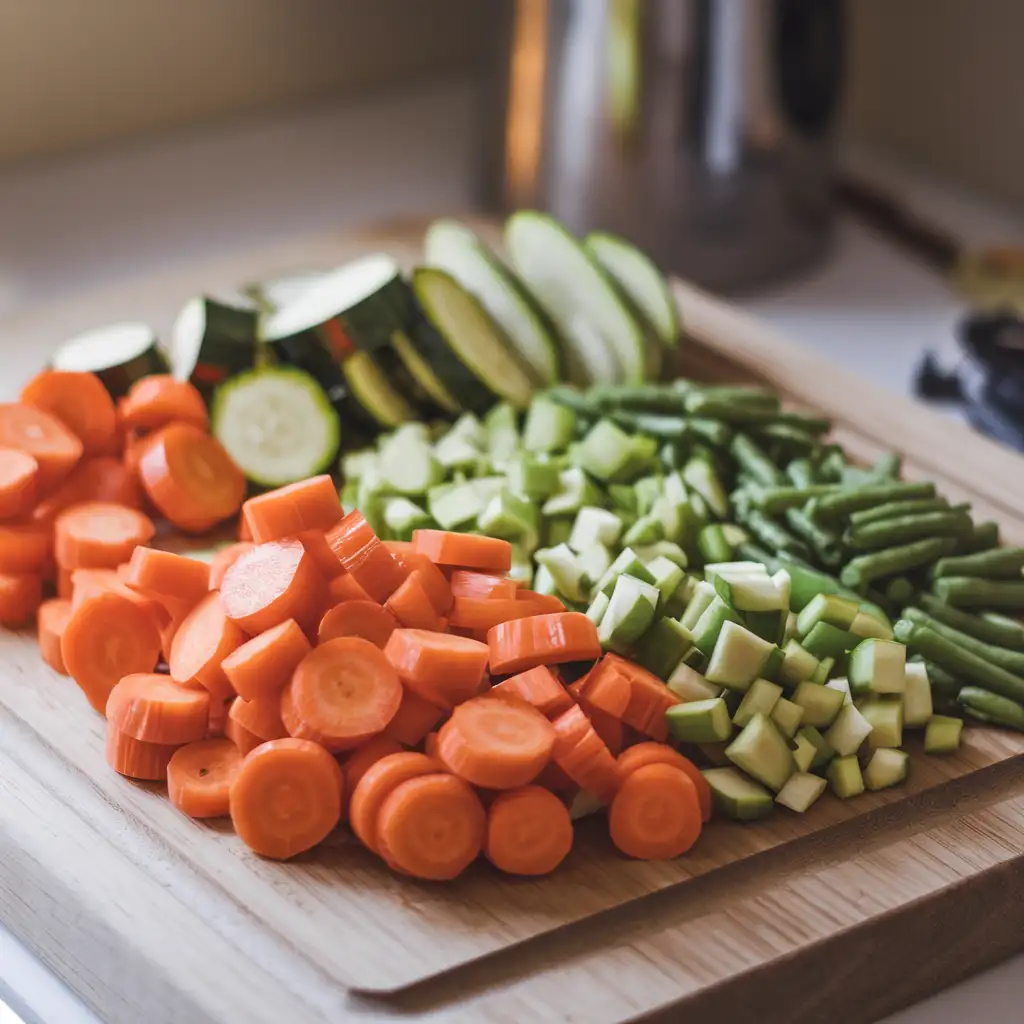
818, 448, 848, 483
752, 484, 840, 515
608, 411, 690, 439
885, 576, 917, 606
867, 452, 903, 481
769, 412, 832, 437
730, 434, 785, 487
932, 577, 1024, 611
848, 497, 952, 527
753, 422, 819, 456
590, 385, 687, 414
734, 541, 780, 569
683, 392, 780, 424
957, 686, 1024, 731
844, 510, 972, 551
695, 386, 780, 407
737, 508, 812, 561
902, 607, 1024, 674
840, 536, 957, 590
958, 521, 1000, 554
786, 458, 819, 489
546, 387, 600, 418
893, 619, 1024, 704
918, 593, 1024, 649
811, 481, 936, 523
922, 660, 961, 698
686, 417, 733, 447
931, 547, 1024, 581
698, 524, 734, 564
784, 506, 845, 567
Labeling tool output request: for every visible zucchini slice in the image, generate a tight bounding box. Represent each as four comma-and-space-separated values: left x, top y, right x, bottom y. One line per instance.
244, 268, 327, 314
50, 321, 171, 398
423, 218, 560, 385
211, 366, 340, 487
171, 296, 259, 403
504, 212, 647, 385
411, 267, 536, 409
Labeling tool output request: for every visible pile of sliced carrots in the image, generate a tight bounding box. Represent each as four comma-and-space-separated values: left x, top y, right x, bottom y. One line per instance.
4, 367, 711, 879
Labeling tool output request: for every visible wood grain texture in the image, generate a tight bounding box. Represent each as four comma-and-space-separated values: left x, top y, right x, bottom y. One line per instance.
2, 219, 1024, 1024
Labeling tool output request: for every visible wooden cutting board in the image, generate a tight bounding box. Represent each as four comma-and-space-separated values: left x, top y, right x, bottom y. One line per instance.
3, 219, 1024, 1024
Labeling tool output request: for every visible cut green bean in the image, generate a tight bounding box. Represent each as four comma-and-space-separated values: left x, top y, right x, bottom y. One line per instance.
738, 508, 812, 561
608, 411, 689, 439
902, 607, 1024, 674
885, 576, 917, 606
932, 577, 1024, 611
921, 660, 961, 698
546, 387, 600, 418
812, 481, 936, 523
754, 422, 819, 455
957, 686, 1024, 731
917, 593, 1024, 649
752, 484, 840, 515
958, 521, 1000, 553
786, 459, 819, 489
840, 536, 957, 590
818, 448, 849, 483
784, 507, 845, 567
844, 510, 972, 552
683, 392, 779, 424
931, 547, 1024, 581
893, 619, 1024, 704
687, 418, 733, 447
769, 411, 832, 436
848, 497, 952, 527
730, 434, 786, 487
590, 385, 687, 414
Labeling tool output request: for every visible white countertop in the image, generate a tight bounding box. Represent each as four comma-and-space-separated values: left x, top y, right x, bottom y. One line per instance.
2, 78, 1023, 1024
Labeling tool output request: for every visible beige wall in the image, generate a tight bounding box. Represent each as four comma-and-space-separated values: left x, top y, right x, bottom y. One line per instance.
0, 0, 487, 165
846, 0, 1024, 206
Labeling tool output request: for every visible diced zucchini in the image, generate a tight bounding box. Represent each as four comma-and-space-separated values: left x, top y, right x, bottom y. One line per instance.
341, 449, 379, 481
825, 676, 853, 705
447, 410, 486, 447
798, 726, 835, 770
377, 429, 444, 496
633, 618, 694, 680
428, 480, 482, 529
585, 589, 610, 626
790, 731, 817, 772
825, 702, 873, 756
532, 563, 557, 597
623, 513, 665, 547
795, 593, 860, 638
594, 547, 655, 598
568, 507, 624, 551
743, 609, 786, 645
778, 640, 821, 687
573, 419, 644, 482
791, 681, 845, 729
645, 556, 686, 605
770, 697, 804, 740
680, 580, 717, 630
666, 662, 722, 702
523, 395, 576, 453
696, 741, 731, 767
775, 771, 828, 812
692, 597, 743, 657
713, 571, 786, 613
827, 755, 865, 799
535, 543, 589, 602
506, 453, 561, 500
575, 544, 613, 591
924, 714, 963, 754
683, 457, 729, 519
859, 698, 903, 749
801, 622, 858, 663
702, 767, 774, 821
598, 574, 660, 652
542, 467, 604, 516
607, 482, 638, 515
760, 644, 785, 683
732, 678, 783, 728
902, 662, 934, 728
811, 655, 835, 683
635, 541, 689, 569
725, 713, 795, 792
705, 621, 774, 691
849, 608, 895, 641
704, 561, 768, 584
381, 497, 432, 541
544, 517, 573, 548
478, 489, 538, 541
666, 697, 733, 744
849, 638, 907, 697
633, 475, 662, 517
864, 748, 910, 791
484, 402, 521, 466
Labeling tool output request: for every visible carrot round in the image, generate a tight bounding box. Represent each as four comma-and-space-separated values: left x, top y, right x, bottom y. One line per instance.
208, 541, 254, 590
384, 688, 445, 747
123, 546, 210, 606
582, 705, 624, 756
229, 693, 288, 742
326, 510, 408, 602
168, 591, 247, 692
483, 785, 573, 876
54, 502, 155, 570
0, 522, 52, 574
229, 738, 343, 860
383, 540, 416, 558
281, 637, 402, 752
139, 423, 245, 532
384, 628, 489, 709
32, 455, 140, 525
436, 694, 555, 790
0, 402, 83, 492
412, 529, 512, 572
327, 571, 373, 604
69, 567, 169, 626
608, 762, 702, 860
38, 598, 73, 674
105, 722, 179, 781
516, 590, 566, 614
0, 571, 42, 625
550, 705, 620, 804
0, 447, 38, 519
221, 619, 311, 700
219, 538, 325, 637
492, 665, 575, 719
348, 751, 443, 853
616, 742, 712, 822
62, 589, 161, 712
448, 596, 539, 635
167, 738, 243, 818
106, 672, 211, 745
317, 600, 396, 649
21, 369, 118, 458
384, 571, 444, 631
119, 375, 208, 433
376, 773, 485, 881
342, 734, 404, 815
534, 760, 578, 796
225, 714, 263, 756
242, 475, 342, 542
449, 570, 517, 601
397, 551, 453, 615
620, 667, 681, 744
487, 612, 601, 676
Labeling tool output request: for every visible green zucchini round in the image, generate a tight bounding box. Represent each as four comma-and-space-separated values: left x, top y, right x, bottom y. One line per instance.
171, 296, 259, 403
50, 322, 171, 398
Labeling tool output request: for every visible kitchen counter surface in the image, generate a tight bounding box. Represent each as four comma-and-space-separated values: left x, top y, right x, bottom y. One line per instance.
1, 77, 1023, 1024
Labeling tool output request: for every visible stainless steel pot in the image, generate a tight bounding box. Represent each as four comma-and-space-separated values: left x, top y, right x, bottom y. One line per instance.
478, 0, 845, 292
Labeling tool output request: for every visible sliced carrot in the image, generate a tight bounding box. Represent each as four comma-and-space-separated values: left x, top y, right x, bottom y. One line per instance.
297, 530, 346, 581
20, 369, 118, 458
516, 590, 566, 614
206, 692, 233, 738
105, 722, 179, 781
167, 738, 242, 818
492, 666, 575, 719
119, 375, 208, 433
205, 542, 252, 591
376, 773, 485, 881
448, 596, 538, 634
487, 612, 601, 676
0, 521, 51, 574
384, 688, 445, 747
0, 571, 42, 625
139, 423, 245, 533
57, 566, 74, 599
348, 751, 441, 853
123, 546, 210, 605
317, 600, 396, 649
384, 571, 444, 631
327, 571, 373, 604
326, 510, 409, 602
412, 529, 512, 572
577, 659, 631, 719
281, 637, 402, 752
0, 402, 83, 493
449, 570, 517, 601
436, 694, 555, 790
616, 742, 712, 822
225, 713, 263, 756
32, 455, 140, 525
242, 475, 342, 542
342, 734, 404, 815
229, 737, 343, 860
0, 447, 38, 519
61, 589, 161, 712
219, 538, 325, 637
106, 672, 211, 745
38, 597, 73, 674
397, 551, 453, 615
382, 540, 416, 559
621, 670, 681, 744
70, 567, 169, 627
534, 760, 577, 796
483, 785, 573, 876
384, 628, 489, 709
238, 513, 253, 541
608, 762, 702, 860
221, 619, 311, 700
168, 591, 247, 693
423, 731, 440, 758
229, 693, 288, 742
550, 705, 620, 804
582, 704, 624, 756
54, 502, 155, 570
158, 597, 194, 665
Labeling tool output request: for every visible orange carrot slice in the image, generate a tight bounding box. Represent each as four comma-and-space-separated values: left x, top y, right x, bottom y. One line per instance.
221, 619, 311, 700
229, 693, 288, 742
348, 751, 440, 853
0, 447, 38, 519
62, 589, 161, 712
376, 773, 485, 881
608, 762, 702, 859
32, 455, 140, 525
0, 521, 51, 574
384, 570, 444, 630
393, 551, 453, 617
492, 665, 575, 718
483, 785, 574, 875
412, 529, 512, 572
281, 637, 402, 752
534, 760, 578, 796
583, 706, 624, 756
119, 375, 208, 433
436, 694, 555, 790
224, 713, 263, 756
382, 540, 416, 559
0, 570, 42, 625
327, 570, 373, 604
54, 502, 155, 570
488, 611, 601, 676
38, 597, 73, 674
449, 570, 517, 601
242, 475, 342, 542
448, 596, 538, 635
20, 369, 118, 458
326, 510, 409, 601
384, 628, 489, 709
317, 600, 397, 649
616, 742, 712, 822
384, 688, 445, 747
229, 738, 343, 859
341, 734, 404, 815
208, 541, 255, 590
105, 722, 179, 781
123, 546, 210, 605
550, 705, 620, 804
168, 591, 246, 693
167, 738, 242, 818
516, 590, 566, 614
0, 402, 83, 493
70, 567, 169, 627
106, 672, 211, 745
138, 423, 245, 532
